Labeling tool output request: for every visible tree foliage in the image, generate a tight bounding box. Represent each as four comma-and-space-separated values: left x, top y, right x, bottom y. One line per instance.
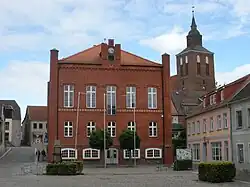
119, 129, 140, 150
89, 129, 113, 150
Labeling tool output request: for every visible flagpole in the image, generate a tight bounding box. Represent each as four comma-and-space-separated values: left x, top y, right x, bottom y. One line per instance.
103, 93, 106, 168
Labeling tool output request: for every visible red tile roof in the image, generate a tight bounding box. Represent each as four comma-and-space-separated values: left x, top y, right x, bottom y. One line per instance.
27, 106, 47, 121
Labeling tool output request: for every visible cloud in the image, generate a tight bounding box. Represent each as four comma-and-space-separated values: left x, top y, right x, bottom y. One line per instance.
0, 61, 49, 118
215, 63, 250, 85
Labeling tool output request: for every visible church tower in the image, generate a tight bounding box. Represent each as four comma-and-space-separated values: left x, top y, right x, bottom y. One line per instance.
175, 10, 216, 96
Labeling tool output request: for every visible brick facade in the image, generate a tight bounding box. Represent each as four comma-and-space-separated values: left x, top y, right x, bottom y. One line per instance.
47, 40, 173, 166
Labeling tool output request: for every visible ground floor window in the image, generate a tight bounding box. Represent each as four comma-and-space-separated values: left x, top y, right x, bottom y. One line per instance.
237, 143, 244, 163
82, 148, 100, 159
211, 142, 222, 161
61, 148, 77, 160
123, 149, 140, 159
145, 148, 162, 159
192, 144, 200, 161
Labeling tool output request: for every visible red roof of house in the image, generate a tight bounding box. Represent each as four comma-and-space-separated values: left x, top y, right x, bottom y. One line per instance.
27, 106, 47, 121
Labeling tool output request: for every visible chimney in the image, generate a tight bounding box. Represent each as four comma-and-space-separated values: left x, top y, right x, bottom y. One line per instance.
115, 44, 121, 60
50, 48, 59, 64
108, 39, 114, 46
101, 43, 108, 60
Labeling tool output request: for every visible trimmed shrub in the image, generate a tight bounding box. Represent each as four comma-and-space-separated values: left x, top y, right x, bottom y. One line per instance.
173, 160, 192, 171
46, 162, 78, 175
198, 161, 236, 183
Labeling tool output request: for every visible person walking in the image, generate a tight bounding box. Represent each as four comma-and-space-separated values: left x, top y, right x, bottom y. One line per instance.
36, 150, 41, 162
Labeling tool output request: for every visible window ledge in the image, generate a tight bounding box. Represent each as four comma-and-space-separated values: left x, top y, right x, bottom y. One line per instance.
83, 157, 100, 160
145, 157, 162, 159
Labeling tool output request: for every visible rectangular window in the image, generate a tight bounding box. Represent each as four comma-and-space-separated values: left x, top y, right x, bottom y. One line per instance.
126, 86, 136, 108
197, 121, 200, 134
247, 108, 250, 128
187, 123, 191, 135
203, 119, 206, 133
33, 123, 37, 129
217, 115, 221, 129
221, 90, 224, 101
64, 84, 74, 107
123, 149, 140, 159
64, 121, 73, 137
148, 87, 157, 109
39, 123, 43, 129
223, 113, 228, 128
211, 142, 222, 161
192, 122, 195, 134
236, 110, 243, 129
237, 143, 244, 163
107, 122, 116, 137
210, 117, 214, 131
210, 96, 213, 105
149, 122, 157, 137
206, 64, 209, 76
106, 86, 116, 115
224, 141, 229, 161
197, 63, 201, 75
192, 144, 200, 161
86, 85, 96, 108
5, 122, 9, 131
212, 94, 216, 104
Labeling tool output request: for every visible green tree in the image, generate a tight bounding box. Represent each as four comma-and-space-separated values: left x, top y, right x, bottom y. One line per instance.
89, 129, 113, 150
119, 129, 140, 162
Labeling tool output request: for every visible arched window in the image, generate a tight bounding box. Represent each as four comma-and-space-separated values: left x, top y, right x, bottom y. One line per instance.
205, 56, 209, 76
145, 148, 162, 159
87, 121, 96, 137
82, 148, 100, 159
196, 55, 200, 62
61, 148, 77, 160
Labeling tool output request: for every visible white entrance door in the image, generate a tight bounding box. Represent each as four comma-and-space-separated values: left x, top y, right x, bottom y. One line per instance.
106, 148, 118, 164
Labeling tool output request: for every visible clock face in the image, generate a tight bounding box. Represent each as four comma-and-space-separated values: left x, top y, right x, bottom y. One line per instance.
108, 47, 114, 54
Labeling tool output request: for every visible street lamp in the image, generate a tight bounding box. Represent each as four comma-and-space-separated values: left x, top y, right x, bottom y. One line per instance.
122, 93, 136, 167
75, 92, 86, 153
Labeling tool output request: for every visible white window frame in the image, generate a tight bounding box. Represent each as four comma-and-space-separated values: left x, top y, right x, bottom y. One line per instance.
247, 108, 250, 128
212, 94, 216, 104
192, 122, 195, 134
196, 121, 200, 133
217, 115, 221, 129
236, 110, 243, 129
123, 149, 140, 159
180, 57, 183, 65
187, 123, 191, 135
106, 86, 116, 115
203, 119, 206, 133
236, 143, 245, 163
64, 121, 73, 137
192, 144, 200, 161
61, 148, 77, 160
210, 117, 214, 131
86, 85, 96, 108
196, 55, 200, 63
148, 87, 157, 109
64, 84, 74, 108
210, 96, 213, 105
145, 148, 162, 159
87, 121, 96, 137
126, 86, 136, 108
127, 121, 136, 131
211, 142, 222, 161
223, 113, 228, 128
107, 121, 116, 137
149, 121, 157, 137
82, 148, 100, 159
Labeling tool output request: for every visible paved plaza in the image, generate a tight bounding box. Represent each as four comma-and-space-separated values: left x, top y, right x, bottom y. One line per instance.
0, 147, 249, 187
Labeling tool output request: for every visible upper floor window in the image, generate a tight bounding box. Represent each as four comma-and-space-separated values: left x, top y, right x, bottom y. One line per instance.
197, 61, 201, 75
126, 86, 136, 108
236, 110, 242, 129
86, 85, 96, 108
187, 123, 191, 135
192, 122, 195, 134
127, 121, 136, 131
64, 84, 74, 107
210, 117, 214, 131
180, 57, 183, 65
64, 121, 73, 137
196, 55, 200, 62
106, 86, 116, 115
148, 87, 157, 109
149, 121, 157, 137
185, 56, 188, 63
223, 113, 228, 128
5, 122, 9, 131
33, 123, 37, 129
209, 96, 213, 105
87, 121, 96, 137
221, 90, 224, 101
196, 121, 200, 133
247, 108, 250, 128
107, 121, 116, 137
203, 98, 206, 108
203, 119, 206, 133
39, 123, 43, 129
205, 57, 209, 76
217, 115, 221, 129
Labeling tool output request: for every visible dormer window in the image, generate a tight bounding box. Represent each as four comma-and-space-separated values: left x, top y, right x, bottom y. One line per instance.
197, 55, 201, 75
180, 57, 183, 65
205, 56, 209, 64
203, 98, 206, 108
213, 94, 216, 104
185, 56, 188, 63
221, 90, 224, 101
210, 96, 213, 105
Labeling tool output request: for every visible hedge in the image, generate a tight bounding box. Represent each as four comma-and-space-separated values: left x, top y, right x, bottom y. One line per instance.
198, 161, 236, 183
46, 161, 83, 175
173, 160, 192, 171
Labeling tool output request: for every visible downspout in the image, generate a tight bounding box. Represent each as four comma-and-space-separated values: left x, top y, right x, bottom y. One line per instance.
56, 65, 59, 139
228, 103, 233, 162
161, 67, 165, 165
